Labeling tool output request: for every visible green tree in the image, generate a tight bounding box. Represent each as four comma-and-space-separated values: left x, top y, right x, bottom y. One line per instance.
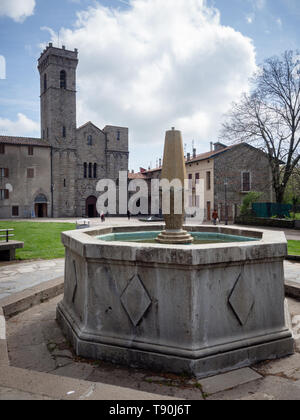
240, 192, 262, 216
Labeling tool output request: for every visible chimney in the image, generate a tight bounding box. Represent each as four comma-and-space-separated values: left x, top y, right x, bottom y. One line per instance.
131, 170, 134, 174
193, 148, 196, 158
214, 142, 227, 152
187, 153, 191, 161
159, 158, 162, 167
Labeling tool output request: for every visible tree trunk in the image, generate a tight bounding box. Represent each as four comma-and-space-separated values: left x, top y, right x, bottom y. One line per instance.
275, 187, 285, 204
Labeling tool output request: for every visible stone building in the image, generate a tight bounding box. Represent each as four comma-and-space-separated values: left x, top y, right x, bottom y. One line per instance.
136, 141, 274, 221
0, 137, 51, 218
0, 44, 129, 218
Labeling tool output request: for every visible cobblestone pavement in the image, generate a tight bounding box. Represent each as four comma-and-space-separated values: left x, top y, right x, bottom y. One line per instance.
5, 295, 300, 400
285, 261, 300, 286
0, 259, 64, 300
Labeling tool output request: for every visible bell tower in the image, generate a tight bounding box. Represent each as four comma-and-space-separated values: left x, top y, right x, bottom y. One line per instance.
38, 43, 78, 217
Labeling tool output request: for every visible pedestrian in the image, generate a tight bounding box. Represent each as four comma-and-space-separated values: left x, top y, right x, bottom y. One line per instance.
212, 209, 218, 225
100, 211, 105, 223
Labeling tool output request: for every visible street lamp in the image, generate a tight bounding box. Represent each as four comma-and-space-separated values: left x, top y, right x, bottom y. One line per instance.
224, 179, 228, 226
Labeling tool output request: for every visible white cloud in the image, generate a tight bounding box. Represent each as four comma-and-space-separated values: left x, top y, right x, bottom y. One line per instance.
0, 113, 39, 136
253, 0, 266, 10
0, 0, 35, 23
246, 14, 254, 24
276, 18, 282, 28
45, 0, 257, 169
0, 55, 6, 79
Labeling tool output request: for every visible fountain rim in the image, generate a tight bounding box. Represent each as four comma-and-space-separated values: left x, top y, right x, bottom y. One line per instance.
61, 224, 287, 265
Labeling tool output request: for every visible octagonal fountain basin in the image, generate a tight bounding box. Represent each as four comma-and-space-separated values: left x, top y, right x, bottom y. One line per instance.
57, 224, 294, 379
97, 230, 258, 245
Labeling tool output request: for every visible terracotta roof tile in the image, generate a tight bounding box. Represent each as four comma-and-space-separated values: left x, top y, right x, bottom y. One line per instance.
128, 172, 147, 180
144, 145, 236, 173
0, 135, 50, 147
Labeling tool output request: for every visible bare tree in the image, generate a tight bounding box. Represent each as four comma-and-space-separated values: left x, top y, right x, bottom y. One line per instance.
221, 50, 300, 203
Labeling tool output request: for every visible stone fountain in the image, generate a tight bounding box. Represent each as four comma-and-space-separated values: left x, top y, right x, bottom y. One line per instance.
57, 128, 294, 379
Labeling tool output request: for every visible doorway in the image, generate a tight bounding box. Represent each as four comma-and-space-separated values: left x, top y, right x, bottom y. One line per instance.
207, 201, 211, 221
35, 203, 48, 218
34, 194, 48, 218
86, 196, 99, 218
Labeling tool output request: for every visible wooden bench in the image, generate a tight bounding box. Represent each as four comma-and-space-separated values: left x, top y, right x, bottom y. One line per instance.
0, 229, 24, 261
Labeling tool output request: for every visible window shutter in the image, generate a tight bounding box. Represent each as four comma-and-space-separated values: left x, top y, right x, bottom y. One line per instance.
4, 189, 9, 199
4, 168, 9, 178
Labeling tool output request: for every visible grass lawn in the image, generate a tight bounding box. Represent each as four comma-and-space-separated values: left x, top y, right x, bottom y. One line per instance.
288, 240, 300, 256
289, 213, 300, 220
0, 222, 76, 260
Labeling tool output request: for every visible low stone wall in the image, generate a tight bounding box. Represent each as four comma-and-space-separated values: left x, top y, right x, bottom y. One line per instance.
235, 216, 296, 229
0, 241, 24, 261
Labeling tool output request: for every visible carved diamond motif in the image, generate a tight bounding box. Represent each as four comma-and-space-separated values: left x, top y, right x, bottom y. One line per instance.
71, 260, 78, 304
121, 275, 152, 326
229, 274, 255, 326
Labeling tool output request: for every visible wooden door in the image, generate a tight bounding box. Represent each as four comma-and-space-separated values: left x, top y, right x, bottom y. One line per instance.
207, 201, 211, 221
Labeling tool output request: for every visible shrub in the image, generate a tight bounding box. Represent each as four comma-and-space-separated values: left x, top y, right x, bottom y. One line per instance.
240, 192, 262, 216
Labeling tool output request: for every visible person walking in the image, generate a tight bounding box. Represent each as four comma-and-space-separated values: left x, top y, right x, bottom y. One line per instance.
212, 209, 218, 225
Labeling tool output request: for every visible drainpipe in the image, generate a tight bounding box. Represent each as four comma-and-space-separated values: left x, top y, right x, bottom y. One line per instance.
224, 179, 228, 225
50, 146, 54, 218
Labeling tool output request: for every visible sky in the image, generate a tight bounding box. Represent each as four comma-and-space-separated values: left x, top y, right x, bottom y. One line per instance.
0, 0, 299, 171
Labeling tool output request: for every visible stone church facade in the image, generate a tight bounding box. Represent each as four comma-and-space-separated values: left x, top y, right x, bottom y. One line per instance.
0, 44, 129, 218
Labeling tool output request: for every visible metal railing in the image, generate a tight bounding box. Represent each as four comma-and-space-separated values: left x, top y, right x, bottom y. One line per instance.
0, 229, 14, 242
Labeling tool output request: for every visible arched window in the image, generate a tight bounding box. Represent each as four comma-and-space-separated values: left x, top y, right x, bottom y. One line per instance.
60, 70, 67, 89
88, 163, 92, 179
62, 126, 66, 138
35, 194, 48, 204
87, 135, 93, 146
93, 163, 97, 179
44, 74, 47, 92
84, 163, 87, 178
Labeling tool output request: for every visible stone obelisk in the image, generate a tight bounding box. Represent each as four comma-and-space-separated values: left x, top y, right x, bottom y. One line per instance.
156, 128, 194, 244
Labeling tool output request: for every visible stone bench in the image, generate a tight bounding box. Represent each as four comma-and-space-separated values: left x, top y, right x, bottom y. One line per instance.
0, 241, 24, 261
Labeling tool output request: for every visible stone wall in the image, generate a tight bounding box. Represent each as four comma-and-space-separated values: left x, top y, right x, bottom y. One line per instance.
104, 126, 129, 181
38, 45, 78, 218
0, 144, 51, 218
214, 144, 274, 220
